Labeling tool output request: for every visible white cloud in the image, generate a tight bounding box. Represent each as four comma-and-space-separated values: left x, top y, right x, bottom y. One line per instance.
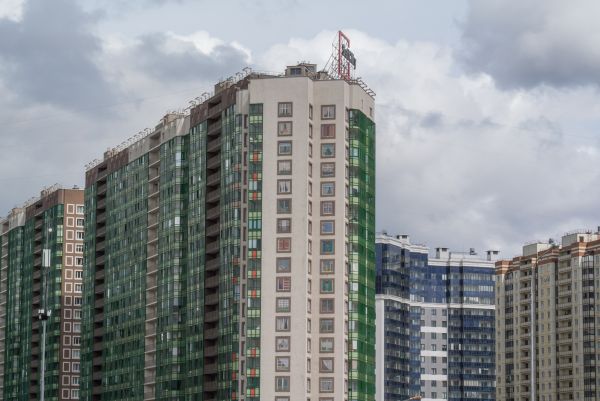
0, 0, 24, 21
257, 30, 600, 256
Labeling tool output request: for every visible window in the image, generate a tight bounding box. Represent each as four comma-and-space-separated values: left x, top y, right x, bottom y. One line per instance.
309, 104, 313, 119
76, 231, 84, 240
275, 376, 290, 392
320, 337, 334, 353
320, 358, 334, 373
73, 323, 81, 333
277, 199, 292, 214
321, 124, 336, 139
320, 221, 335, 235
321, 105, 336, 120
74, 310, 82, 319
76, 205, 84, 214
320, 260, 335, 274
321, 201, 335, 216
276, 317, 291, 331
75, 270, 83, 279
72, 336, 81, 345
278, 102, 293, 117
275, 398, 289, 401
278, 141, 292, 155
72, 376, 79, 386
277, 238, 292, 252
74, 297, 82, 306
320, 279, 334, 294
75, 244, 84, 253
276, 337, 290, 351
319, 377, 334, 393
321, 163, 335, 178
278, 121, 293, 136
76, 218, 84, 227
277, 257, 291, 273
278, 160, 292, 175
321, 143, 335, 158
320, 240, 335, 255
320, 318, 334, 333
320, 299, 335, 313
72, 349, 80, 359
277, 218, 292, 233
277, 277, 291, 292
74, 284, 82, 293
277, 298, 291, 313
276, 356, 290, 372
72, 362, 80, 373
278, 180, 292, 194
321, 183, 335, 197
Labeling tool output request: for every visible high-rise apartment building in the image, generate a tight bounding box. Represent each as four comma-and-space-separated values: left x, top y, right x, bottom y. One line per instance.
81, 63, 376, 401
375, 233, 496, 401
0, 186, 84, 401
495, 230, 600, 401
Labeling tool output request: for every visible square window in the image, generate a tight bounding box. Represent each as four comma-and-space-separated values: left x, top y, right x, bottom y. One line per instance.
321, 143, 335, 158
75, 244, 84, 253
319, 377, 334, 393
76, 218, 85, 227
278, 141, 292, 156
320, 259, 335, 274
72, 349, 80, 359
72, 362, 80, 373
276, 336, 290, 351
71, 389, 80, 399
62, 389, 70, 399
320, 278, 334, 293
72, 336, 81, 345
320, 298, 335, 313
275, 376, 290, 392
278, 160, 292, 175
321, 124, 336, 139
320, 240, 335, 255
76, 231, 84, 240
278, 102, 293, 117
276, 277, 291, 292
64, 309, 72, 319
321, 105, 336, 120
319, 318, 334, 333
62, 375, 70, 386
67, 204, 75, 214
276, 316, 291, 331
277, 199, 292, 214
321, 201, 335, 216
72, 376, 79, 386
64, 336, 71, 346
277, 257, 291, 273
278, 180, 292, 194
277, 238, 292, 253
320, 337, 334, 353
74, 284, 82, 293
320, 221, 335, 235
321, 163, 335, 178
76, 205, 84, 214
320, 358, 334, 373
75, 270, 83, 279
276, 356, 290, 372
321, 182, 335, 197
278, 121, 293, 136
276, 297, 291, 313
74, 310, 82, 319
73, 323, 81, 333
74, 297, 82, 306
277, 218, 292, 233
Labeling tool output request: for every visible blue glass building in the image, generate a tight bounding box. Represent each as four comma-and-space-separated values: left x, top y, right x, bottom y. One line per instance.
375, 233, 496, 401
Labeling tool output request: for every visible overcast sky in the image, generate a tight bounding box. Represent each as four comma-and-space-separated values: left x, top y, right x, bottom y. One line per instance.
1, 0, 599, 257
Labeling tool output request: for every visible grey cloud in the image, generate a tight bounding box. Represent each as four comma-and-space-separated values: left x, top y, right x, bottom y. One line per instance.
0, 0, 115, 112
132, 33, 248, 82
459, 0, 600, 89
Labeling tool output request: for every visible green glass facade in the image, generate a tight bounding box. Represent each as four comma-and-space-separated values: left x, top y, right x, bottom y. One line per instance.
1, 189, 83, 401
348, 109, 376, 401
246, 103, 263, 401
